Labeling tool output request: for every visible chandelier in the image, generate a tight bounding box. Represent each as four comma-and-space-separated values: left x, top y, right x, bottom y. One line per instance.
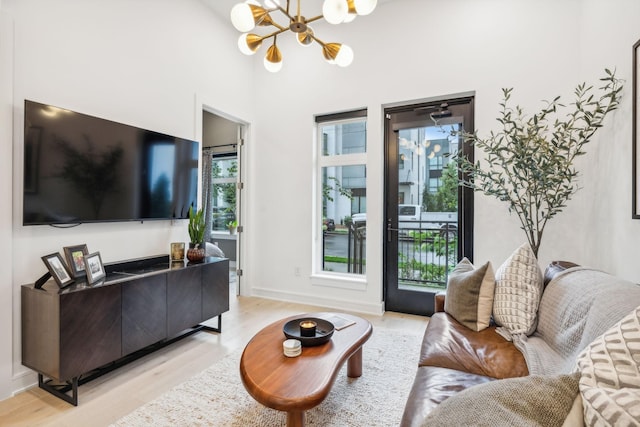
230, 0, 378, 72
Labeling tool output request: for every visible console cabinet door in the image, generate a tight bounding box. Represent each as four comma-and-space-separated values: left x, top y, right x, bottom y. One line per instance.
167, 267, 202, 337
59, 285, 121, 380
122, 275, 167, 354
202, 260, 230, 320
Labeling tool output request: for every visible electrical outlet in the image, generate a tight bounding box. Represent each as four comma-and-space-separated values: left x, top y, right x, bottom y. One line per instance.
294, 267, 301, 276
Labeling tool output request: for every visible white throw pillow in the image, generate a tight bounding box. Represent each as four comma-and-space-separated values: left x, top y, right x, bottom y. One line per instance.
561, 395, 585, 427
576, 306, 640, 427
493, 243, 543, 338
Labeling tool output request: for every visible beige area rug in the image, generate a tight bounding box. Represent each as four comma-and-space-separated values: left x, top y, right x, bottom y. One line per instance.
111, 328, 423, 426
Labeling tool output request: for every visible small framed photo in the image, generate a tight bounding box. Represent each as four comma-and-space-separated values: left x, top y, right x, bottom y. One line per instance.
63, 244, 89, 278
83, 252, 106, 284
41, 252, 74, 288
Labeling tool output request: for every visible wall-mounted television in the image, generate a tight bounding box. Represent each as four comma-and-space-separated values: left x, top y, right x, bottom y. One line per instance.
23, 100, 199, 226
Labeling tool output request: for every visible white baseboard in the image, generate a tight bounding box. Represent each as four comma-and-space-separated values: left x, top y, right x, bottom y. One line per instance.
250, 287, 384, 315
11, 369, 36, 398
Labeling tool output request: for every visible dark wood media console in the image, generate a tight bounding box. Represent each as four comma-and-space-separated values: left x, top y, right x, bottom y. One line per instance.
21, 255, 229, 405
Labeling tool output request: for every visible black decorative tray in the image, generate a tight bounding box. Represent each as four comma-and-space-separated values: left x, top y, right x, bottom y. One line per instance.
283, 317, 335, 347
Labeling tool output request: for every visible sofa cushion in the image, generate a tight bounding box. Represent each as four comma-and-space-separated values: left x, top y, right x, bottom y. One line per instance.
421, 372, 580, 427
519, 267, 640, 375
399, 366, 494, 427
419, 312, 528, 379
493, 243, 543, 338
576, 306, 640, 426
444, 258, 495, 331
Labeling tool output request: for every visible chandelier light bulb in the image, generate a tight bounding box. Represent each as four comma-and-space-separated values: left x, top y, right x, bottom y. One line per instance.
322, 0, 349, 25
343, 12, 357, 23
334, 44, 354, 67
230, 3, 256, 32
264, 57, 283, 72
238, 33, 262, 55
353, 0, 377, 15
297, 26, 314, 47
322, 42, 352, 66
264, 43, 283, 72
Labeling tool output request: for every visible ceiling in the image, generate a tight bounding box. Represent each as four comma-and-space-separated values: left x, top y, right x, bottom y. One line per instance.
202, 0, 396, 27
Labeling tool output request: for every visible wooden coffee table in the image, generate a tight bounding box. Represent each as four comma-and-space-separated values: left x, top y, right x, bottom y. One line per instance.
239, 312, 373, 427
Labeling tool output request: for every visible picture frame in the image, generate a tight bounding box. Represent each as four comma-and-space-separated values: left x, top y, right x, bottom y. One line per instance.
83, 251, 106, 284
633, 38, 640, 218
63, 244, 89, 278
41, 252, 74, 288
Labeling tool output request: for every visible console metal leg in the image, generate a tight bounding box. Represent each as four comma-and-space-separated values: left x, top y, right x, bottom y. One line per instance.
38, 374, 79, 406
201, 314, 222, 333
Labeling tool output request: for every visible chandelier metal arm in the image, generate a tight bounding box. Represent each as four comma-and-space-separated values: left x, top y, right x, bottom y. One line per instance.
266, 3, 322, 31
310, 34, 327, 47
304, 15, 324, 24
259, 26, 291, 43
268, 21, 288, 32
269, 4, 294, 21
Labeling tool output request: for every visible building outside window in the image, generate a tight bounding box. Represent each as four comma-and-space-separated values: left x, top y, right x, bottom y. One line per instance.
316, 111, 367, 276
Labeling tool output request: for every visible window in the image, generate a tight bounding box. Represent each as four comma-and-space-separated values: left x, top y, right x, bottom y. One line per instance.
210, 155, 237, 232
315, 110, 367, 277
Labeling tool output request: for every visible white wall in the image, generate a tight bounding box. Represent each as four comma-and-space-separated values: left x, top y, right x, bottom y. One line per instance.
245, 0, 598, 311
577, 0, 640, 279
1, 0, 254, 399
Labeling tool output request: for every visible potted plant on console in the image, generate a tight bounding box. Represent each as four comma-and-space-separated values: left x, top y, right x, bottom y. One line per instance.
187, 206, 206, 263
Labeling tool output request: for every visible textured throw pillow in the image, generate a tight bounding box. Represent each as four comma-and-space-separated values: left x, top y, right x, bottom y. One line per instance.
493, 243, 543, 338
576, 306, 640, 427
422, 373, 580, 427
561, 396, 585, 427
445, 258, 495, 331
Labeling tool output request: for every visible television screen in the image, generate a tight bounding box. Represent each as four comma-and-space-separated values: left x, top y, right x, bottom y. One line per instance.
23, 100, 199, 225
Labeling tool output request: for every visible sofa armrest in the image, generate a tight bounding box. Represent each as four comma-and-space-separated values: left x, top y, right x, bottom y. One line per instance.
434, 292, 446, 313
543, 260, 579, 288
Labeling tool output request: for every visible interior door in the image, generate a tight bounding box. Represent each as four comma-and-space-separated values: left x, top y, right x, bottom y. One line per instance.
384, 96, 474, 316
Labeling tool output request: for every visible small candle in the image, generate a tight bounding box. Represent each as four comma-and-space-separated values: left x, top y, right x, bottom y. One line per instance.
299, 320, 317, 337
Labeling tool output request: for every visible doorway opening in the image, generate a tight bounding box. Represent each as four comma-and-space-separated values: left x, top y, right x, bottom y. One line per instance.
202, 110, 245, 295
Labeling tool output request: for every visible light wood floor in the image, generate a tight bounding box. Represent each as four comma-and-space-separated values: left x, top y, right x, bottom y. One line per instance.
0, 284, 428, 427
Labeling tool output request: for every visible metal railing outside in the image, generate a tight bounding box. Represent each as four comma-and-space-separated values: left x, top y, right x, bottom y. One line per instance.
397, 221, 457, 289
347, 223, 366, 274
322, 220, 456, 286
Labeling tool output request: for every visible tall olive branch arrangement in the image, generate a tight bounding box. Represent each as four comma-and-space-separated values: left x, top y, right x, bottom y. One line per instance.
453, 69, 622, 257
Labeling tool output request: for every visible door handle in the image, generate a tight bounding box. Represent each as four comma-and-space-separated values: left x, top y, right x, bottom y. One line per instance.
387, 219, 400, 242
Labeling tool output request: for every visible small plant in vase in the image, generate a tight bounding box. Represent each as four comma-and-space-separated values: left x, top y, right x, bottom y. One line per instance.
187, 206, 206, 263
227, 219, 238, 234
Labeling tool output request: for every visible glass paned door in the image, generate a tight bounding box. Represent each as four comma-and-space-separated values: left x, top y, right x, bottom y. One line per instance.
384, 97, 474, 315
